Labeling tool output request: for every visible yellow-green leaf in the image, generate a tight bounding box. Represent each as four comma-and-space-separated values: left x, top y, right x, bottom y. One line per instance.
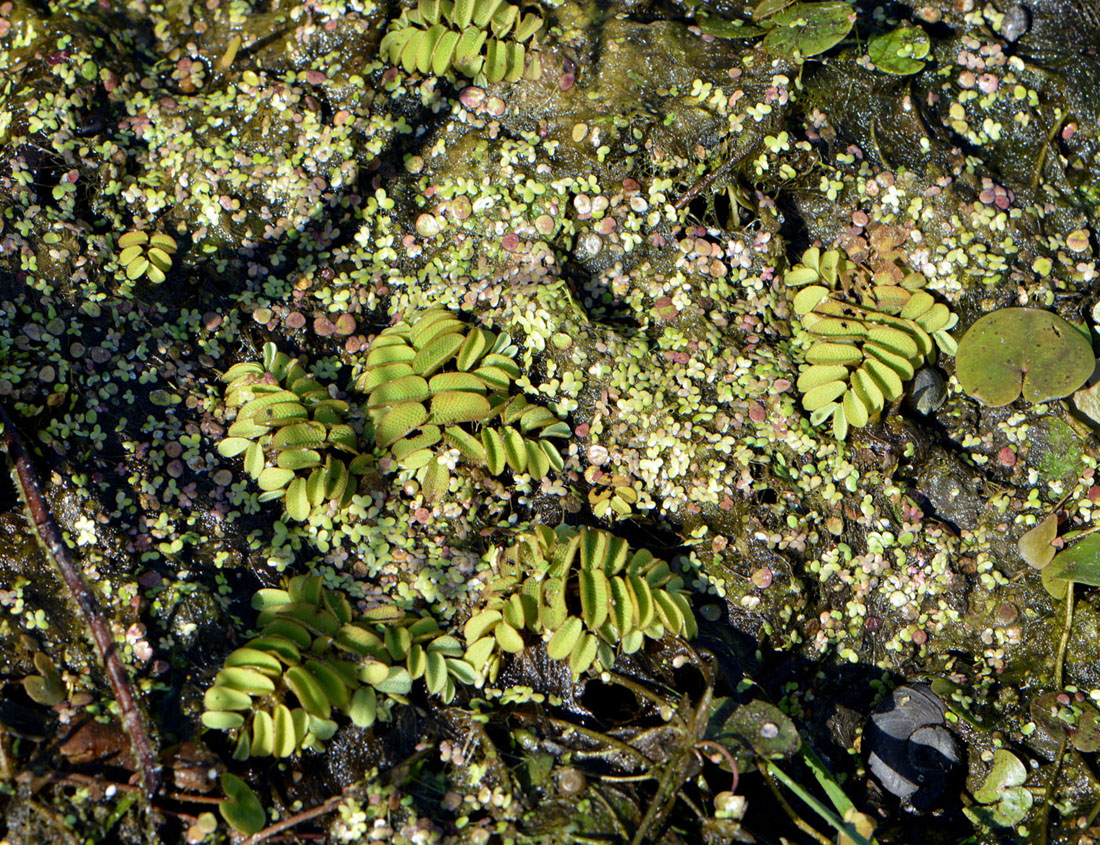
429, 391, 492, 424
285, 665, 331, 720
547, 616, 583, 660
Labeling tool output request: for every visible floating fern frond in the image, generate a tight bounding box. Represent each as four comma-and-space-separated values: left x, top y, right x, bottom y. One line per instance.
202, 576, 478, 758
463, 526, 696, 682
218, 343, 370, 521
786, 247, 957, 439
357, 308, 569, 501
380, 0, 544, 85
116, 230, 177, 284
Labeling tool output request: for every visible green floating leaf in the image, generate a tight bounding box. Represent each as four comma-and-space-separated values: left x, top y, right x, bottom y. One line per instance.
867, 25, 931, 75
285, 665, 332, 720
202, 710, 246, 730
219, 774, 266, 836
697, 15, 765, 39
1048, 534, 1100, 588
762, 1, 855, 59
956, 308, 1095, 407
547, 616, 583, 660
707, 698, 801, 762
116, 230, 175, 284
24, 653, 65, 706
215, 666, 276, 696
972, 749, 1032, 826
204, 686, 253, 711
273, 704, 297, 756
381, 0, 541, 83
1017, 513, 1058, 570
225, 647, 283, 675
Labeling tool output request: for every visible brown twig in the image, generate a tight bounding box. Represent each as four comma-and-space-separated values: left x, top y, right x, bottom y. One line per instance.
28, 799, 82, 845
672, 126, 768, 214
238, 791, 347, 845
0, 404, 160, 795
546, 717, 653, 768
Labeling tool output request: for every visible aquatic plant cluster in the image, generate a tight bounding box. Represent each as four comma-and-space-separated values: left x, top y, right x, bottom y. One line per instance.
3, 0, 1100, 841
786, 246, 957, 439
203, 575, 480, 757
463, 524, 696, 678
379, 0, 544, 85
217, 343, 371, 521
356, 307, 569, 498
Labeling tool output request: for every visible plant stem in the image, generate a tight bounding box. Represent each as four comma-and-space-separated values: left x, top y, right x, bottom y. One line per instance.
800, 744, 855, 818
0, 405, 160, 795
759, 761, 833, 845
1037, 732, 1068, 845
239, 791, 347, 845
1055, 581, 1074, 689
762, 759, 874, 845
547, 717, 653, 768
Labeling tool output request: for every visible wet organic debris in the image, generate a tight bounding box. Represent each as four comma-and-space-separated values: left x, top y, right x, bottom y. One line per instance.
3, 0, 1100, 842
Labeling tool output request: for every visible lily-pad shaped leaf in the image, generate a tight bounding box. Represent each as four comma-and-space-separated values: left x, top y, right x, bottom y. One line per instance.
1046, 534, 1100, 588
23, 653, 65, 706
219, 773, 266, 835
972, 749, 1032, 827
1041, 554, 1069, 600
753, 0, 793, 20
1025, 691, 1100, 751
1074, 704, 1100, 752
1029, 691, 1072, 742
706, 698, 800, 766
955, 308, 1095, 406
867, 25, 930, 75
1018, 513, 1058, 570
762, 2, 856, 59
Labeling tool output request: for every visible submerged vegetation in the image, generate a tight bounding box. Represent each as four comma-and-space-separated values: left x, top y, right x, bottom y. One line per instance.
2, 0, 1100, 842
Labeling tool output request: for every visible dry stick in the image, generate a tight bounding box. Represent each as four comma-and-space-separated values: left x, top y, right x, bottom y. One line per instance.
29, 799, 82, 845
54, 773, 224, 806
0, 405, 160, 796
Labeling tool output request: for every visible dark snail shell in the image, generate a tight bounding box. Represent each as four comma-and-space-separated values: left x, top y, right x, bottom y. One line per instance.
907, 367, 947, 416
866, 684, 963, 810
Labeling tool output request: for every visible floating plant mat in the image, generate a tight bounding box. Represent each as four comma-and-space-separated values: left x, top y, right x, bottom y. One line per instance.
5, 0, 1100, 842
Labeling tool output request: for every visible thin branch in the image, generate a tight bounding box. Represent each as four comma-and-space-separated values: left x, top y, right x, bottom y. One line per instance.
1037, 732, 1068, 845
0, 405, 160, 795
28, 799, 82, 845
588, 783, 631, 841
238, 791, 347, 845
547, 717, 653, 769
